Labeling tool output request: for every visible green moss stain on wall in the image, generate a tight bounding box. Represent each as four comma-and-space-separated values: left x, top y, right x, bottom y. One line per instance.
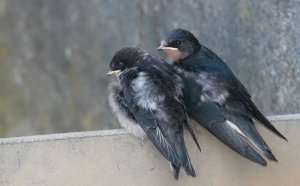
239, 0, 249, 22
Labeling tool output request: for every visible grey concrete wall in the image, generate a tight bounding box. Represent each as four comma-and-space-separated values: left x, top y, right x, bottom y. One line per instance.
0, 0, 300, 137
0, 114, 299, 186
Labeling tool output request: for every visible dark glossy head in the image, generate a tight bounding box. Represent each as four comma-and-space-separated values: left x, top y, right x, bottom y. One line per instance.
107, 47, 144, 76
157, 28, 201, 62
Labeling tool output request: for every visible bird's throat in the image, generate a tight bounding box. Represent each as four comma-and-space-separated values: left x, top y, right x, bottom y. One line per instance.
164, 49, 188, 63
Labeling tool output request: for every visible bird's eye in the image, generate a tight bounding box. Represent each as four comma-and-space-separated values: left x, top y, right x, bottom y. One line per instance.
118, 62, 124, 68
175, 41, 181, 45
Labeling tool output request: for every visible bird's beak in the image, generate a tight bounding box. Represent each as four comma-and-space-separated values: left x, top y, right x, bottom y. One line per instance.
106, 70, 121, 76
157, 40, 178, 51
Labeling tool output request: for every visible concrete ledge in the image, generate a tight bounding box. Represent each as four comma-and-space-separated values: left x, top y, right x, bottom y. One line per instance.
1, 114, 300, 186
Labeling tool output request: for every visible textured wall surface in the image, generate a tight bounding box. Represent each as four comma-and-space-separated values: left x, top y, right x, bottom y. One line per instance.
0, 0, 299, 137
0, 115, 298, 186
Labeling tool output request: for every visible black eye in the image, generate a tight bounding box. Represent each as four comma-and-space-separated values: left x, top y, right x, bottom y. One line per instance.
118, 62, 124, 68
175, 40, 181, 45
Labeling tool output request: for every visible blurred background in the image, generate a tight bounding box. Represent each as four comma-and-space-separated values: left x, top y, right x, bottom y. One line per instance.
0, 0, 299, 137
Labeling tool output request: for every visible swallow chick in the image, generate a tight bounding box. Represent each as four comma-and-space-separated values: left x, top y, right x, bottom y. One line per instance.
107, 47, 200, 179
157, 28, 287, 166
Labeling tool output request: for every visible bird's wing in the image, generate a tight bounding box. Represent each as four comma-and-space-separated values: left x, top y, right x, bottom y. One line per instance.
221, 97, 278, 161
248, 95, 287, 141
133, 107, 181, 167
183, 77, 267, 165
120, 68, 196, 177
197, 47, 287, 140
179, 96, 201, 152
163, 99, 196, 178
191, 68, 281, 161
228, 73, 287, 141
120, 68, 181, 167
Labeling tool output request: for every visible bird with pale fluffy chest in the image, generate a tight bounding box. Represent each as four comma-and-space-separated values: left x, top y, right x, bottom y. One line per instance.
107, 47, 200, 179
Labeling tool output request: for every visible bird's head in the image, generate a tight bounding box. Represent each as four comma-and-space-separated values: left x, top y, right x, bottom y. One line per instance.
157, 28, 201, 63
107, 47, 144, 76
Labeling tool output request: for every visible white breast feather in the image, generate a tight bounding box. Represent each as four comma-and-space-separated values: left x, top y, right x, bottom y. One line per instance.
176, 67, 229, 104
196, 73, 229, 105
108, 84, 145, 138
132, 72, 165, 110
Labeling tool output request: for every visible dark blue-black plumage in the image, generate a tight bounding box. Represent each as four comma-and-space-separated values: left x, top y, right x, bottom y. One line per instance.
158, 28, 287, 166
108, 47, 200, 179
